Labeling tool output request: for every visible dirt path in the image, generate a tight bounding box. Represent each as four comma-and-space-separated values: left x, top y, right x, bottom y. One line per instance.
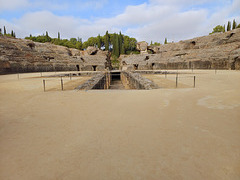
0, 70, 240, 180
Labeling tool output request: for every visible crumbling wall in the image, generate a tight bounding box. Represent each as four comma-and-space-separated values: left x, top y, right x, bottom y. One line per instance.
0, 36, 110, 74
121, 71, 158, 90
121, 29, 240, 70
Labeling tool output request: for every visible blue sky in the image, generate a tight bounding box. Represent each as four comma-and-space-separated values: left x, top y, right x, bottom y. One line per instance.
0, 0, 240, 43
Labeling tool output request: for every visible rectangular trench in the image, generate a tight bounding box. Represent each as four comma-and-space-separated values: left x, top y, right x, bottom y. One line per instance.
76, 71, 158, 90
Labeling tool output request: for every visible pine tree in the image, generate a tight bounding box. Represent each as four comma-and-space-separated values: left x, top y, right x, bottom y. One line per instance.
30, 34, 32, 37
46, 31, 49, 37
115, 34, 120, 57
97, 34, 101, 49
13, 32, 16, 38
232, 19, 236, 29
112, 33, 120, 57
223, 25, 226, 32
4, 26, 6, 35
164, 38, 167, 44
0, 28, 2, 35
58, 32, 60, 40
104, 31, 110, 51
11, 30, 14, 37
119, 32, 124, 54
227, 21, 231, 31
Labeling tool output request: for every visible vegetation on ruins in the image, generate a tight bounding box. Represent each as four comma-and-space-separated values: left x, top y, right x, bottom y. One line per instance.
164, 38, 168, 44
24, 31, 138, 57
0, 26, 16, 37
150, 41, 161, 46
210, 19, 240, 34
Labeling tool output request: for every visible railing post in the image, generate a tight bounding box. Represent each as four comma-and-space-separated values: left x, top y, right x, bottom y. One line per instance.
176, 74, 178, 88
61, 77, 63, 91
194, 76, 196, 88
43, 79, 46, 92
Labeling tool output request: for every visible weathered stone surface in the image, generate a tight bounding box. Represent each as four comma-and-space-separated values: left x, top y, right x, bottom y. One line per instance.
121, 29, 240, 70
137, 41, 148, 54
0, 36, 110, 74
122, 71, 158, 90
86, 46, 98, 55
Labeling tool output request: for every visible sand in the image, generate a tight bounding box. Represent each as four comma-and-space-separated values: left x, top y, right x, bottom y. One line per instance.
0, 70, 240, 180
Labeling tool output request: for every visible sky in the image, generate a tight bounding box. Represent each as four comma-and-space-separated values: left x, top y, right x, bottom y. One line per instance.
0, 0, 240, 43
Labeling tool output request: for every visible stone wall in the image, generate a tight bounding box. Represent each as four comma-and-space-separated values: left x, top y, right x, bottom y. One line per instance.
121, 71, 158, 90
121, 29, 240, 70
0, 36, 110, 74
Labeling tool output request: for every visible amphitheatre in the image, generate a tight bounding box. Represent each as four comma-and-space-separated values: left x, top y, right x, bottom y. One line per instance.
0, 28, 240, 179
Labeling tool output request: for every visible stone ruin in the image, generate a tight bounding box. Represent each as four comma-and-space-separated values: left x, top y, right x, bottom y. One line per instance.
1, 29, 240, 74
0, 36, 111, 74
0, 29, 240, 90
122, 29, 240, 70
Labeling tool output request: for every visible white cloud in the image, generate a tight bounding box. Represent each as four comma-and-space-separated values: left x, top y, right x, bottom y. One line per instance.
1, 0, 239, 43
0, 0, 29, 11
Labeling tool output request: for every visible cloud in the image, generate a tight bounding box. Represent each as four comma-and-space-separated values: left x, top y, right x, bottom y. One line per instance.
0, 0, 239, 43
0, 0, 29, 11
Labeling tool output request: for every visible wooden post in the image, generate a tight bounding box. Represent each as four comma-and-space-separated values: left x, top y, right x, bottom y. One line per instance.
194, 76, 196, 88
61, 77, 63, 91
43, 79, 46, 92
176, 74, 178, 88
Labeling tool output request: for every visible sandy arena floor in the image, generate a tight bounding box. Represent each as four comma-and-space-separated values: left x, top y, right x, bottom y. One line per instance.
0, 70, 240, 180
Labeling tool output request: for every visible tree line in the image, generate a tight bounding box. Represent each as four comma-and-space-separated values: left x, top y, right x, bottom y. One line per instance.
0, 26, 16, 38
25, 31, 138, 58
210, 19, 240, 34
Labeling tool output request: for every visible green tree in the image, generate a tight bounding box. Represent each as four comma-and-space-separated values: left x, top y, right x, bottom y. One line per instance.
153, 42, 161, 46
58, 32, 60, 40
237, 24, 240, 28
97, 34, 102, 49
104, 31, 110, 51
232, 19, 237, 29
119, 32, 124, 54
210, 25, 225, 34
4, 26, 6, 35
227, 21, 231, 31
164, 38, 167, 44
0, 28, 2, 35
11, 30, 14, 37
223, 25, 226, 32
112, 33, 119, 57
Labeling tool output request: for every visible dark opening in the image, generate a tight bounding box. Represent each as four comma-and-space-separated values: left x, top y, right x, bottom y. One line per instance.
27, 42, 35, 49
76, 65, 80, 71
133, 64, 138, 70
109, 72, 124, 90
151, 63, 155, 69
111, 72, 121, 81
145, 56, 149, 60
191, 41, 196, 45
93, 66, 97, 71
81, 57, 85, 62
